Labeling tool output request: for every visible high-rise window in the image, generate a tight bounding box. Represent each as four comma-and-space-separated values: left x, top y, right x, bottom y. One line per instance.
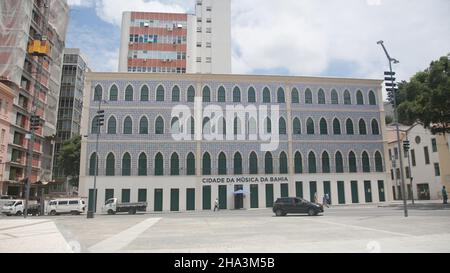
424, 147, 430, 164
431, 138, 437, 152
434, 163, 440, 176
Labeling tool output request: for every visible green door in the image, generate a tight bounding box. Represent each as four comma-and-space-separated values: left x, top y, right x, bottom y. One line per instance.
378, 180, 386, 202
281, 183, 289, 197
138, 189, 147, 202
88, 189, 98, 212
250, 184, 259, 208
265, 184, 274, 208
171, 189, 179, 211
219, 185, 227, 209
337, 181, 345, 204
154, 189, 163, 212
324, 181, 331, 204
122, 189, 130, 203
202, 185, 211, 210
351, 181, 359, 203
186, 188, 195, 211
309, 181, 317, 203
105, 189, 114, 202
364, 181, 372, 203
296, 182, 303, 198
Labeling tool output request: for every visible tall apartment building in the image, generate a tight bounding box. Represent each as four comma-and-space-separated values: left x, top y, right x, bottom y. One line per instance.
0, 83, 16, 195
0, 0, 69, 197
52, 48, 88, 190
118, 0, 231, 74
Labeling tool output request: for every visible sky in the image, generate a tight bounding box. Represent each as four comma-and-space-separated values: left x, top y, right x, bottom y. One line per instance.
66, 0, 450, 83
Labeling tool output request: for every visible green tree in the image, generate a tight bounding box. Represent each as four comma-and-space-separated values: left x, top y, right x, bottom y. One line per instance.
397, 54, 450, 134
57, 135, 81, 186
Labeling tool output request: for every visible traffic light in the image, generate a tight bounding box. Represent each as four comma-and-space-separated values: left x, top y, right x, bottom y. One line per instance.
403, 140, 410, 152
96, 110, 105, 127
30, 115, 42, 130
384, 71, 397, 107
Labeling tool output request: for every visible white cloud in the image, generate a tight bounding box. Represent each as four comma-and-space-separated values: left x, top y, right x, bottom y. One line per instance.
66, 0, 93, 7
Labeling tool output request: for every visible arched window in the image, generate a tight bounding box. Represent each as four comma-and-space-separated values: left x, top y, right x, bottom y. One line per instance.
218, 86, 226, 102
335, 152, 344, 173
138, 153, 147, 176
362, 151, 370, 172
308, 151, 317, 173
320, 118, 328, 135
106, 153, 115, 176
233, 86, 241, 102
122, 153, 131, 176
248, 118, 257, 136
375, 151, 383, 172
202, 152, 211, 175
322, 151, 330, 173
94, 85, 102, 101
187, 86, 195, 102
218, 117, 226, 136
293, 118, 301, 135
318, 89, 325, 104
305, 88, 313, 104
218, 152, 227, 175
356, 90, 364, 105
170, 153, 179, 175
331, 89, 339, 104
333, 118, 341, 135
156, 85, 165, 102
89, 153, 97, 176
234, 152, 242, 175
172, 86, 180, 102
249, 152, 258, 174
171, 117, 180, 134
263, 87, 271, 103
140, 85, 149, 101
349, 151, 357, 173
123, 117, 133, 134
371, 119, 380, 135
187, 153, 196, 175
155, 116, 164, 134
265, 152, 273, 174
279, 117, 287, 135
344, 90, 351, 105
233, 117, 241, 135
109, 85, 118, 101
369, 91, 376, 105
294, 152, 303, 173
359, 119, 367, 135
107, 117, 117, 134
125, 85, 133, 101
279, 152, 288, 174
265, 117, 272, 134
203, 117, 211, 135
307, 118, 315, 135
91, 117, 100, 134
292, 88, 299, 104
248, 87, 256, 103
155, 153, 164, 176
277, 87, 285, 103
346, 119, 354, 135
203, 86, 211, 102
139, 116, 148, 135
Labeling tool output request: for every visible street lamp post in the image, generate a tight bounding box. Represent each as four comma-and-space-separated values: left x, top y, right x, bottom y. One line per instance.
378, 40, 408, 217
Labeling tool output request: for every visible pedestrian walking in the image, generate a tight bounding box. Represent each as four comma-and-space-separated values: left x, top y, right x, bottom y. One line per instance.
442, 186, 448, 204
214, 198, 219, 211
322, 195, 329, 208
325, 193, 331, 206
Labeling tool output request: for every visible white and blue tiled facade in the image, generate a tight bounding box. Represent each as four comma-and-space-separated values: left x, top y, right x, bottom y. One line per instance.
80, 73, 390, 212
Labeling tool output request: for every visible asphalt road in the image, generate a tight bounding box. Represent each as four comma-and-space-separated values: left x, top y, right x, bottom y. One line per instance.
1, 204, 450, 253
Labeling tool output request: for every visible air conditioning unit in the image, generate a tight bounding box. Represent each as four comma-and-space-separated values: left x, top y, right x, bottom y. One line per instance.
143, 22, 149, 27
177, 24, 183, 29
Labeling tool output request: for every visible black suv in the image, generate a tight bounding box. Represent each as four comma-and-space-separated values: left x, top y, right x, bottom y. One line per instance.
273, 197, 324, 216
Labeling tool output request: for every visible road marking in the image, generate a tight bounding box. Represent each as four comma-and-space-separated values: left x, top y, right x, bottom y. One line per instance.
304, 218, 413, 237
88, 217, 161, 253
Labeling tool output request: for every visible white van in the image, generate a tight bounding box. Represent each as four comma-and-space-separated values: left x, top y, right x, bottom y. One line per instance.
47, 198, 86, 215
1, 200, 39, 216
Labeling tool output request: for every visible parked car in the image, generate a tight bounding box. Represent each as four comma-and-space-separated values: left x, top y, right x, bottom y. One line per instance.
1, 199, 40, 216
103, 198, 147, 215
0, 195, 14, 208
47, 198, 86, 216
273, 197, 324, 216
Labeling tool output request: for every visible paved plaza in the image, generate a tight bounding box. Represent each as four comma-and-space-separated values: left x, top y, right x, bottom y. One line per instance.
1, 202, 449, 253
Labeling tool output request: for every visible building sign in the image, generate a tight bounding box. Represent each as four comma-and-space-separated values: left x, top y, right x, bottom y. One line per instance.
202, 176, 289, 184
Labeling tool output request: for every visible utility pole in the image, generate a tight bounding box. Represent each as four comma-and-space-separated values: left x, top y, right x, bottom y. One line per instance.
403, 135, 414, 205
378, 40, 408, 217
